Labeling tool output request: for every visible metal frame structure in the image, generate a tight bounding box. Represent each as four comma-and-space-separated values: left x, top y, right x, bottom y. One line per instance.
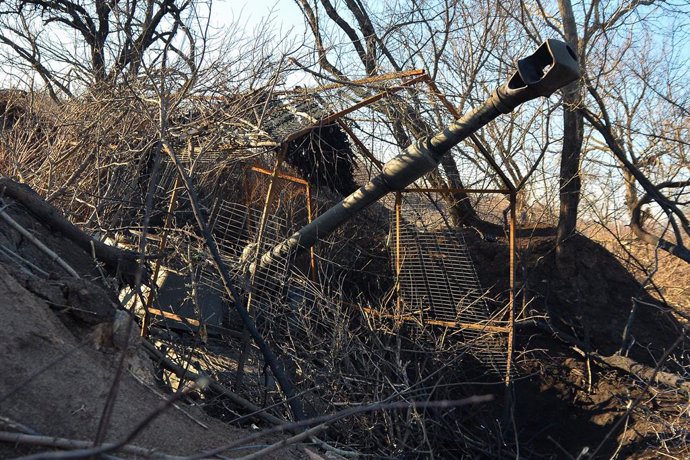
247, 165, 316, 278
133, 40, 581, 427
237, 69, 521, 382
392, 188, 514, 376
233, 163, 316, 386
142, 66, 562, 383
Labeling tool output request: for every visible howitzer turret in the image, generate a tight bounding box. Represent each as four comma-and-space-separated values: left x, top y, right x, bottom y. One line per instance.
251, 39, 580, 272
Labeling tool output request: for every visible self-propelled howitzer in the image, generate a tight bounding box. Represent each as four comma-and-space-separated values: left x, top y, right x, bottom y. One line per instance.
251, 39, 580, 273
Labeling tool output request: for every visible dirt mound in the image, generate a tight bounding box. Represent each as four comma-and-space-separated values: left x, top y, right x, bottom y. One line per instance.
469, 232, 687, 363
0, 194, 303, 458
466, 232, 690, 457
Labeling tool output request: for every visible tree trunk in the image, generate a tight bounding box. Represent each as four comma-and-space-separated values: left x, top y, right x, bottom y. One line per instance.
623, 168, 638, 218
556, 104, 584, 243
556, 0, 584, 254
0, 178, 141, 285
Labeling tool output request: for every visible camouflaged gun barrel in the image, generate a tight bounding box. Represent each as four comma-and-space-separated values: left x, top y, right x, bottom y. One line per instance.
253, 39, 580, 272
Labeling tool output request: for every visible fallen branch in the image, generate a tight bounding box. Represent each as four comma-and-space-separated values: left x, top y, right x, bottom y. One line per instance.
589, 331, 687, 459
160, 142, 307, 421
0, 178, 142, 285
0, 415, 39, 435
522, 319, 690, 395
630, 180, 690, 264
595, 353, 690, 396
0, 243, 50, 277
235, 423, 328, 460
186, 396, 493, 460
0, 431, 184, 460
0, 202, 80, 278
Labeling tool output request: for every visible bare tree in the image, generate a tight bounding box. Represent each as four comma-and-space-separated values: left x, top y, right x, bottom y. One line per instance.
554, 0, 584, 251
292, 0, 527, 232
0, 0, 198, 100
501, 0, 690, 264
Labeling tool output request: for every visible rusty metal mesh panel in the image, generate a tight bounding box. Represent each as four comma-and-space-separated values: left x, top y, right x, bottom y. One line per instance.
199, 200, 292, 306
394, 223, 490, 322
197, 163, 313, 319
197, 198, 341, 344
390, 193, 508, 368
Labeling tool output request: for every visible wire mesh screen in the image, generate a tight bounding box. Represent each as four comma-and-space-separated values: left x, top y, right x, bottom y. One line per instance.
197, 199, 345, 346
390, 192, 508, 368
394, 223, 490, 323
199, 200, 293, 308
198, 163, 313, 315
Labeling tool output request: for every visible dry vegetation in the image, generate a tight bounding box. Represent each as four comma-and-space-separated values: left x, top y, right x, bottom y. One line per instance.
0, 0, 689, 458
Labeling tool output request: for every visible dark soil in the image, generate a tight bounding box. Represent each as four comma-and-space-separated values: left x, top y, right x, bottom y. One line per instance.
468, 232, 687, 363
467, 231, 690, 458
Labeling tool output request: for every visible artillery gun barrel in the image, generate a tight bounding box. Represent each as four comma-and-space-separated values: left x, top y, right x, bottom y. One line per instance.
253, 39, 580, 272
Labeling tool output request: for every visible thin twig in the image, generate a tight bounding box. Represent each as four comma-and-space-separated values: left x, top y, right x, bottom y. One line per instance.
235, 423, 328, 460
0, 244, 50, 277
92, 137, 163, 447
160, 141, 307, 421
588, 331, 687, 458
185, 395, 493, 460
228, 388, 317, 426
142, 340, 285, 426
128, 369, 209, 430
0, 416, 38, 435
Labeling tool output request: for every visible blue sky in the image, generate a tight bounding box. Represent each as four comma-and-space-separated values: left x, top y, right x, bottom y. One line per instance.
213, 0, 305, 33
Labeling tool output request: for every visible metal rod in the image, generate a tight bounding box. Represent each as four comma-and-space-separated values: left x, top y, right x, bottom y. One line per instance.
360, 307, 509, 333
250, 164, 318, 280
505, 192, 517, 385
395, 192, 402, 325
282, 74, 428, 144
250, 165, 309, 186
236, 154, 284, 388
141, 173, 182, 338
399, 188, 510, 194
303, 69, 426, 93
